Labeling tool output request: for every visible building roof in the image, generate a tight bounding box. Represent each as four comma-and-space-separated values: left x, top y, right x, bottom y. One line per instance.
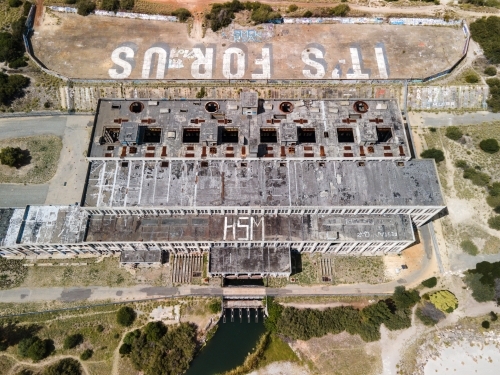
209, 246, 291, 275
83, 159, 444, 208
86, 213, 414, 243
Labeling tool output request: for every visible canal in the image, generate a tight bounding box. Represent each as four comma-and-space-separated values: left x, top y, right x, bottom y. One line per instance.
186, 308, 266, 375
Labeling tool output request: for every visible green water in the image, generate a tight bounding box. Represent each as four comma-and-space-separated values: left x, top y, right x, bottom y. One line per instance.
186, 309, 266, 375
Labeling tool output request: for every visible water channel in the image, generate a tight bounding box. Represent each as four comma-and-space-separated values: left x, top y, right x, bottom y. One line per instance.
186, 308, 266, 375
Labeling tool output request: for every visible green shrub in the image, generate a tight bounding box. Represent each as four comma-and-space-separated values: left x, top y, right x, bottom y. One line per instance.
429, 127, 437, 132
172, 8, 192, 22
464, 270, 495, 302
143, 321, 166, 342
455, 159, 468, 169
0, 73, 31, 106
485, 66, 497, 76
445, 126, 463, 141
421, 277, 438, 288
0, 147, 26, 167
470, 17, 500, 64
43, 358, 82, 375
463, 168, 491, 187
265, 297, 283, 333
416, 302, 445, 326
65, 0, 78, 4
288, 4, 298, 12
486, 78, 500, 112
8, 57, 28, 69
329, 4, 350, 17
303, 10, 313, 17
420, 148, 444, 163
479, 138, 499, 153
489, 182, 500, 197
18, 337, 52, 361
120, 0, 134, 10
482, 320, 490, 329
488, 215, 500, 230
96, 325, 104, 333
116, 306, 136, 326
196, 86, 206, 99
8, 0, 22, 7
77, 1, 96, 16
490, 311, 498, 321
392, 286, 421, 309
0, 32, 25, 64
208, 299, 222, 314
23, 2, 32, 16
461, 240, 479, 255
119, 343, 131, 355
101, 0, 119, 12
63, 333, 83, 349
206, 0, 245, 32
249, 3, 281, 24
429, 290, 458, 313
80, 348, 93, 360
464, 71, 480, 83
487, 194, 500, 208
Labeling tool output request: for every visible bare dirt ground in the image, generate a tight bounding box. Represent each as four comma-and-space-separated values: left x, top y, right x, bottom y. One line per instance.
31, 7, 464, 80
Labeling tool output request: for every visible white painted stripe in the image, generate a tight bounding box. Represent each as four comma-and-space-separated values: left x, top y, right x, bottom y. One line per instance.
375, 47, 388, 79
346, 48, 369, 79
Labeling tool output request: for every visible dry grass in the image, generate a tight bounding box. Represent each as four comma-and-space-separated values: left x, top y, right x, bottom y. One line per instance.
333, 256, 387, 284
0, 1, 24, 29
133, 0, 175, 15
0, 135, 62, 184
20, 258, 136, 288
293, 332, 381, 375
0, 355, 17, 374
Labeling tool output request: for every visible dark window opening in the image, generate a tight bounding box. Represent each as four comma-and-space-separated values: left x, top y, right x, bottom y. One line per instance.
376, 127, 393, 142
337, 128, 354, 143
200, 161, 209, 167
103, 128, 120, 143
324, 131, 329, 138
142, 128, 162, 143
205, 101, 219, 113
161, 161, 169, 168
183, 128, 200, 143
129, 101, 144, 113
180, 109, 188, 113
297, 127, 316, 143
260, 128, 278, 143
221, 128, 239, 143
279, 101, 294, 113
121, 161, 129, 168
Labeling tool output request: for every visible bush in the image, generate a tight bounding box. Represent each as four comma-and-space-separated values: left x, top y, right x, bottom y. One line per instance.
63, 333, 83, 349
65, 0, 78, 4
329, 4, 350, 17
486, 78, 500, 112
77, 1, 96, 16
421, 277, 438, 288
288, 4, 298, 12
120, 0, 134, 10
464, 71, 480, 83
101, 0, 119, 11
461, 240, 479, 255
18, 336, 51, 361
43, 358, 82, 375
0, 147, 26, 167
249, 3, 281, 24
80, 348, 93, 360
490, 182, 500, 197
416, 302, 445, 326
464, 273, 495, 302
392, 286, 420, 310
206, 0, 245, 32
482, 320, 490, 329
208, 299, 221, 314
8, 0, 22, 7
470, 17, 500, 64
445, 126, 463, 141
96, 325, 104, 333
23, 1, 32, 16
172, 8, 192, 22
479, 138, 499, 153
420, 148, 444, 163
0, 32, 25, 64
429, 127, 437, 132
265, 297, 283, 333
143, 321, 166, 342
488, 215, 500, 230
485, 66, 497, 76
429, 290, 458, 313
490, 311, 498, 321
8, 57, 28, 69
303, 10, 313, 17
463, 168, 491, 187
116, 306, 136, 326
455, 159, 468, 169
0, 72, 30, 106
119, 343, 131, 355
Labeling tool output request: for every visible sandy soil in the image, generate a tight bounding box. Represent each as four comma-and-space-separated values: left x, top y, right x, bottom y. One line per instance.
247, 361, 311, 375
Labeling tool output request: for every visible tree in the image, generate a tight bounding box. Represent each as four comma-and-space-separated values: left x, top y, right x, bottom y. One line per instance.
120, 0, 134, 10
485, 66, 497, 76
470, 17, 500, 64
43, 358, 82, 375
0, 147, 25, 168
482, 320, 490, 329
77, 1, 96, 16
18, 336, 51, 361
63, 333, 83, 349
445, 126, 463, 141
101, 0, 119, 11
420, 148, 444, 163
8, 0, 22, 7
391, 286, 420, 310
116, 306, 136, 327
0, 33, 25, 64
479, 138, 499, 154
303, 10, 312, 17
143, 321, 166, 342
421, 277, 438, 288
464, 71, 479, 83
0, 72, 30, 106
288, 4, 298, 12
172, 8, 192, 22
119, 343, 132, 355
264, 297, 283, 333
329, 4, 350, 17
464, 273, 495, 302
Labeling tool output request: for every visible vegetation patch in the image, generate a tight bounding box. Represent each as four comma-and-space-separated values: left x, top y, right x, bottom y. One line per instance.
0, 72, 30, 107
420, 148, 444, 163
421, 276, 438, 288
464, 260, 500, 302
479, 138, 499, 154
429, 290, 458, 313
460, 239, 479, 255
445, 126, 463, 141
0, 258, 27, 289
416, 301, 445, 326
470, 16, 500, 64
486, 77, 500, 112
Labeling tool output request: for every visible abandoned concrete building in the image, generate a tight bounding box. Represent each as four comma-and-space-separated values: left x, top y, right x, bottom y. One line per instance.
0, 95, 446, 277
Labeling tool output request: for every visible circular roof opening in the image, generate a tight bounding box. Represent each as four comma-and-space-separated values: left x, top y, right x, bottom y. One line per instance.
353, 101, 369, 113
205, 101, 219, 113
129, 101, 144, 113
279, 102, 294, 113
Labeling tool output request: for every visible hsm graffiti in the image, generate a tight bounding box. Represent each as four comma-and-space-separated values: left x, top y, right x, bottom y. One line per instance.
108, 44, 389, 79
223, 217, 265, 241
